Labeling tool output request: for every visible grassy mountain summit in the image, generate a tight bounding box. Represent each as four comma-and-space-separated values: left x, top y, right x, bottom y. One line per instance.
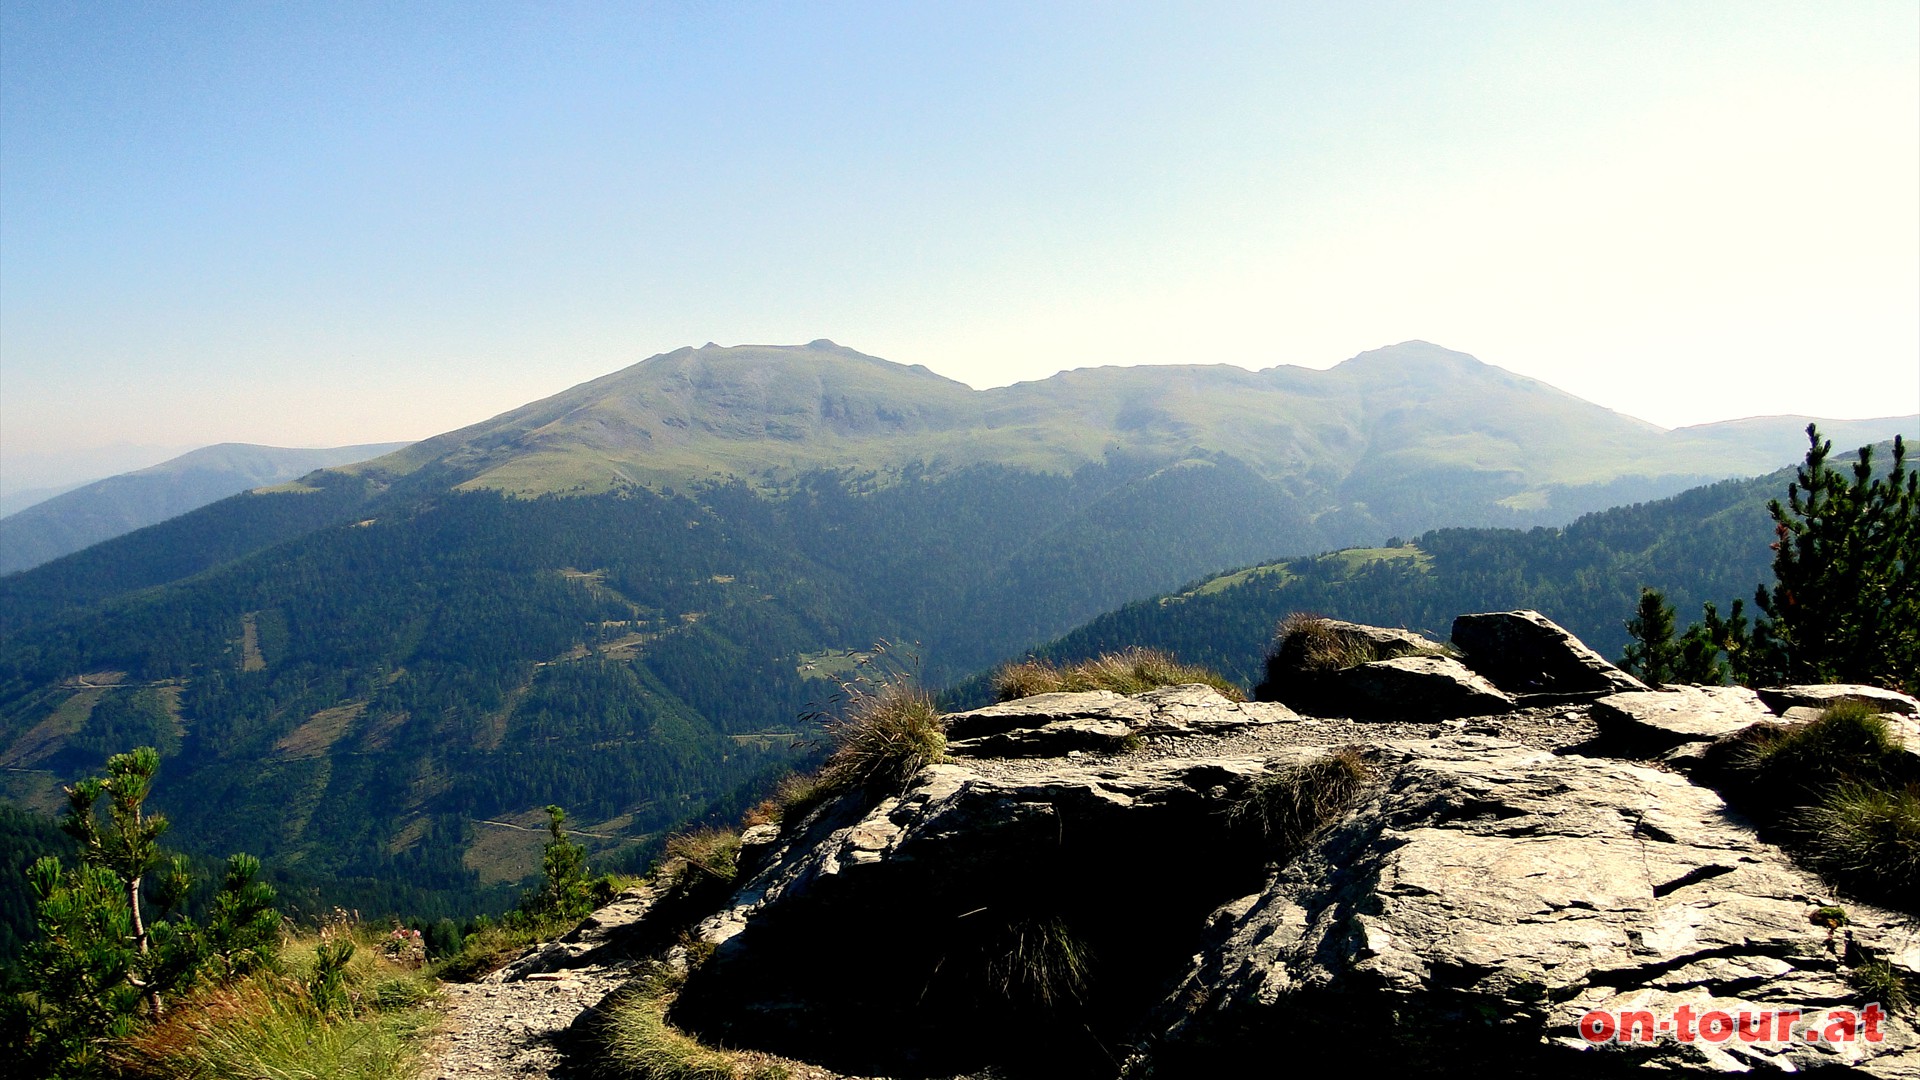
319, 339, 1909, 514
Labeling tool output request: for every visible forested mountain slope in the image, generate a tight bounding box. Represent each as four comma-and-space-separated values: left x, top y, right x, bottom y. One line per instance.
952, 464, 1797, 704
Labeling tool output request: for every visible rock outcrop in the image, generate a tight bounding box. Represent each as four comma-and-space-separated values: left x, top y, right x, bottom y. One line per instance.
1451, 610, 1649, 699
530, 616, 1919, 1080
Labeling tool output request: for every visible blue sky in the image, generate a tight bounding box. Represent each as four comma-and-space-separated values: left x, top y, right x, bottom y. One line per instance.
3, 1, 1916, 491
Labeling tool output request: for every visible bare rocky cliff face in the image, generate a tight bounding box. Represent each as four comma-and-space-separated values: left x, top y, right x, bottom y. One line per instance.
467, 612, 1918, 1079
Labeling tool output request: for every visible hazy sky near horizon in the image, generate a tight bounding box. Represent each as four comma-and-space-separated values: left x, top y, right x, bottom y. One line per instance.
3, 1, 1917, 491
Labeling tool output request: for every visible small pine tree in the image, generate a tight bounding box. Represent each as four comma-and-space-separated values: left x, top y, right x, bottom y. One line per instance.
1621, 588, 1680, 686
16, 748, 282, 1076
522, 804, 594, 922
58, 748, 173, 1020
203, 853, 280, 980
1679, 598, 1751, 685
1643, 427, 1915, 691
1751, 426, 1917, 689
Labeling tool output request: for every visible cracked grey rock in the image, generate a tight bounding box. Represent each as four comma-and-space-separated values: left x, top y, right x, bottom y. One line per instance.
945, 685, 1294, 756
1593, 685, 1778, 752
1154, 740, 1918, 1076
1758, 684, 1920, 717
1329, 654, 1516, 720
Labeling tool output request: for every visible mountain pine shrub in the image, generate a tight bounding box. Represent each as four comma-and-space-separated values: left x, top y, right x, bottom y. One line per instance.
1621, 588, 1680, 686
1664, 427, 1917, 691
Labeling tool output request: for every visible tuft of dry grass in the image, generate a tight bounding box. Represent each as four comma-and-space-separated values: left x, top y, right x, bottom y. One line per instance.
815, 676, 947, 793
1229, 746, 1373, 850
992, 647, 1245, 702
662, 828, 743, 890
1274, 613, 1379, 673
116, 920, 437, 1080
742, 772, 831, 830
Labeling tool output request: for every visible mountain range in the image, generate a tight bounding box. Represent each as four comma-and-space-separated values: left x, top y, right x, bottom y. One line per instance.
0, 339, 1911, 926
0, 441, 412, 574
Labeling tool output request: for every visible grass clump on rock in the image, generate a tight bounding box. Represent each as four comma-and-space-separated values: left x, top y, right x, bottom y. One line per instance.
1737, 699, 1909, 803
1273, 613, 1380, 674
1798, 784, 1920, 909
1714, 699, 1919, 909
981, 915, 1094, 1011
815, 675, 946, 793
1229, 746, 1373, 850
662, 828, 744, 892
993, 647, 1244, 702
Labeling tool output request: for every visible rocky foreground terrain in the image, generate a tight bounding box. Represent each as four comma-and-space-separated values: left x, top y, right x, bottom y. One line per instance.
428, 612, 1919, 1079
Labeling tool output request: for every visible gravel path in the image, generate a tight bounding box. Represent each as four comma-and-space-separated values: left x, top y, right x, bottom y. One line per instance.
426, 965, 631, 1079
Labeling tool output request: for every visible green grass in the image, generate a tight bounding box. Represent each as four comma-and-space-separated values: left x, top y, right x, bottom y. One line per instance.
118, 923, 438, 1080
1717, 700, 1918, 913
1736, 700, 1908, 804
1798, 784, 1920, 909
593, 963, 790, 1080
1848, 957, 1914, 1014
1271, 614, 1379, 674
1321, 545, 1434, 574
981, 915, 1093, 1011
794, 649, 870, 681
1188, 562, 1296, 597
662, 828, 742, 891
431, 915, 569, 982
992, 647, 1244, 702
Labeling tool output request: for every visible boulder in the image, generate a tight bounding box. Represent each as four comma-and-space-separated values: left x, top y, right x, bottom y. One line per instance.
496, 886, 663, 980
1325, 655, 1515, 721
1256, 618, 1449, 708
1757, 684, 1920, 717
1452, 610, 1648, 698
1592, 685, 1776, 752
1150, 739, 1919, 1076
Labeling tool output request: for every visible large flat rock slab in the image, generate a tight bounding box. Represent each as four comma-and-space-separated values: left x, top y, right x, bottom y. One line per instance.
1758, 684, 1920, 717
1154, 739, 1919, 1076
945, 685, 1294, 757
1593, 685, 1777, 752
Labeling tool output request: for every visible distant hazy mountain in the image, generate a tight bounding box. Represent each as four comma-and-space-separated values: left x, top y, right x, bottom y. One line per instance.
0, 481, 89, 519
0, 340, 1909, 925
0, 442, 413, 574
